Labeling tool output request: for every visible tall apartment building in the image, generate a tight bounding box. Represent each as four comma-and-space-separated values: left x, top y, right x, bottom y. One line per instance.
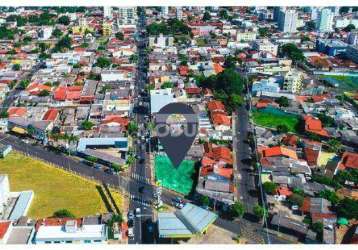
278, 9, 297, 33
283, 69, 304, 94
348, 30, 358, 46
103, 6, 112, 19
117, 7, 137, 25
317, 8, 334, 32
252, 39, 279, 56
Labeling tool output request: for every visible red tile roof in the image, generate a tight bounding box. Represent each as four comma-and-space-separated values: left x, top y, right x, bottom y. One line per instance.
282, 134, 299, 147
185, 87, 201, 95
207, 100, 225, 112
42, 108, 59, 121
7, 107, 27, 117
304, 147, 320, 166
26, 83, 52, 96
261, 146, 298, 160
54, 86, 82, 101
339, 152, 358, 170
211, 113, 231, 127
102, 115, 129, 127
304, 115, 329, 137
0, 221, 11, 239
277, 187, 292, 197
178, 65, 189, 76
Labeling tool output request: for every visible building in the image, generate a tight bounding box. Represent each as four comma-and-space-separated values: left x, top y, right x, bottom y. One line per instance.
102, 22, 112, 36
39, 27, 53, 40
158, 203, 217, 239
278, 9, 297, 33
346, 45, 358, 63
317, 8, 334, 32
236, 30, 257, 42
149, 34, 174, 48
316, 39, 348, 56
347, 30, 358, 46
35, 220, 107, 244
252, 77, 281, 95
252, 39, 278, 56
0, 175, 10, 217
176, 7, 183, 20
103, 6, 112, 19
0, 144, 12, 158
117, 7, 137, 25
150, 88, 176, 114
283, 69, 304, 93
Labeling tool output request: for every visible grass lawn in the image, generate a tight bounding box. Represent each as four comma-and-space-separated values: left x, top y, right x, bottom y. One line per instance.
252, 109, 300, 133
0, 152, 123, 219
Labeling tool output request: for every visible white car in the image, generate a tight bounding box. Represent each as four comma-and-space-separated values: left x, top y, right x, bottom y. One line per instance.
135, 207, 141, 217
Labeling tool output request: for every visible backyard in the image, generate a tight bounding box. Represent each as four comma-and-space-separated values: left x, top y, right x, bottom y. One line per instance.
155, 155, 195, 195
251, 107, 300, 133
0, 152, 123, 219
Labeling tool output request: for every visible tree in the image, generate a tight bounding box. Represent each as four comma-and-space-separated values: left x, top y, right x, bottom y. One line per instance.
262, 182, 278, 195
319, 190, 340, 205
326, 138, 342, 154
58, 15, 70, 25
115, 32, 124, 40
276, 96, 289, 107
95, 57, 111, 68
81, 120, 94, 130
219, 9, 229, 19
336, 198, 358, 219
160, 81, 174, 89
202, 11, 211, 21
111, 163, 121, 172
53, 209, 75, 218
311, 222, 323, 242
127, 121, 138, 136
276, 124, 289, 133
287, 193, 304, 206
306, 21, 316, 31
281, 43, 305, 63
18, 79, 30, 90
200, 196, 210, 207
85, 155, 97, 163
54, 35, 72, 52
258, 27, 270, 38
223, 55, 237, 69
38, 90, 50, 97
12, 64, 20, 71
253, 204, 267, 220
231, 201, 245, 218
0, 111, 8, 118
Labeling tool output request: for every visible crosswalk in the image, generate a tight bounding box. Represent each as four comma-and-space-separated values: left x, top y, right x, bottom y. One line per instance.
129, 194, 151, 207
131, 173, 150, 184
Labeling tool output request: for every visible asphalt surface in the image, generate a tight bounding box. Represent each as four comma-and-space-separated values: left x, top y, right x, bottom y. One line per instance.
234, 105, 258, 214
127, 10, 155, 244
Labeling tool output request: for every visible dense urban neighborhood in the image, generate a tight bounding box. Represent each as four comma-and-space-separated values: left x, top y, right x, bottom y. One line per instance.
0, 6, 357, 245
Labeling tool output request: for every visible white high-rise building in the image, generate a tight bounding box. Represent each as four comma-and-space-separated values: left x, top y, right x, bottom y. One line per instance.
118, 7, 137, 25
103, 6, 112, 19
278, 9, 297, 33
176, 7, 183, 20
317, 8, 334, 32
161, 6, 169, 17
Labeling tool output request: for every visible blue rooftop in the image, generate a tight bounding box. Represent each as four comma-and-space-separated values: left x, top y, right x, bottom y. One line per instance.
9, 191, 34, 221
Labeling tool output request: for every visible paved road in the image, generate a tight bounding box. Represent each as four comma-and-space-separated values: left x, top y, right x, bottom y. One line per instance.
234, 106, 258, 214
128, 9, 154, 244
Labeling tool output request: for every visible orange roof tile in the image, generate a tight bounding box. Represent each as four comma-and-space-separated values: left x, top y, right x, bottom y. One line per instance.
339, 152, 358, 170
211, 113, 231, 127
7, 107, 27, 117
0, 221, 11, 239
207, 100, 225, 112
262, 146, 298, 160
42, 108, 59, 121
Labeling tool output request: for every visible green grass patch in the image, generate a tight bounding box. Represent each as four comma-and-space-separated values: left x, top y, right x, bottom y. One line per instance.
0, 152, 123, 219
155, 155, 195, 195
320, 75, 358, 92
252, 108, 300, 133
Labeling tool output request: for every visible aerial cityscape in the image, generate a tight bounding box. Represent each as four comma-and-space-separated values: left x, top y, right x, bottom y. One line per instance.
0, 5, 357, 245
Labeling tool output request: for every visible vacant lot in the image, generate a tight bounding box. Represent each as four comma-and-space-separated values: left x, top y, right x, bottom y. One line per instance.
0, 152, 123, 219
252, 109, 300, 133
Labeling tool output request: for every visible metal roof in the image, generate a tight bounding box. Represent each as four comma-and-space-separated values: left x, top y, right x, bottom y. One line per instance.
150, 88, 175, 114
9, 191, 34, 221
77, 137, 128, 152
158, 213, 192, 238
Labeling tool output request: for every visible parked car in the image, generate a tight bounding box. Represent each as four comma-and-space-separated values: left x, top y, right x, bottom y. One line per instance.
127, 211, 135, 220
128, 227, 134, 238
135, 207, 141, 217
172, 197, 185, 209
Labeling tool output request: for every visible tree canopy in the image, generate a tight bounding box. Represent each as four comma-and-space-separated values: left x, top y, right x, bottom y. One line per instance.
147, 19, 191, 36
281, 43, 305, 63
58, 15, 70, 25
53, 209, 75, 218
